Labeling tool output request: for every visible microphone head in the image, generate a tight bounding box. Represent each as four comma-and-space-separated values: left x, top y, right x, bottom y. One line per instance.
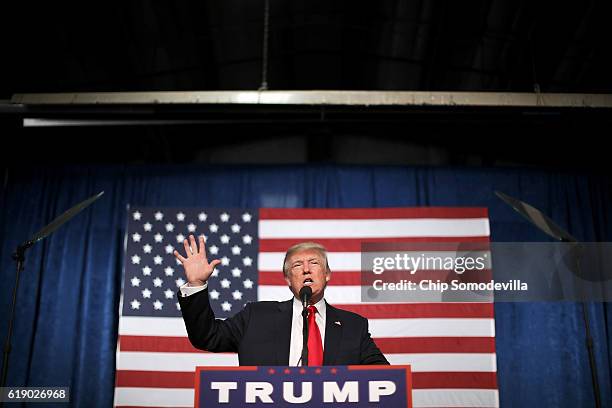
299, 286, 312, 300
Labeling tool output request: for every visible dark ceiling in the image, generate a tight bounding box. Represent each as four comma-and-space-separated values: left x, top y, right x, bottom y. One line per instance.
1, 1, 611, 170
3, 0, 612, 97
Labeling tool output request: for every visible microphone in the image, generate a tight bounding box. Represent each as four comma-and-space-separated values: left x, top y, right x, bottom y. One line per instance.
299, 286, 312, 366
299, 286, 312, 308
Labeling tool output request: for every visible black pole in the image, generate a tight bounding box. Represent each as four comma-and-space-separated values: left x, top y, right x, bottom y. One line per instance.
574, 253, 601, 408
258, 0, 270, 91
1, 244, 29, 388
580, 302, 601, 408
301, 308, 309, 366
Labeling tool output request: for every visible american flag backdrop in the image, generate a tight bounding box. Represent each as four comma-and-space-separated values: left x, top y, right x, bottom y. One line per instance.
114, 207, 497, 407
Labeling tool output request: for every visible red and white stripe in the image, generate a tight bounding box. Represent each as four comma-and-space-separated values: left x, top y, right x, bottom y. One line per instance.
115, 207, 497, 407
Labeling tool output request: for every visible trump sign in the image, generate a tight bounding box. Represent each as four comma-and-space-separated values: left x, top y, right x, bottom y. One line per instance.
195, 365, 412, 407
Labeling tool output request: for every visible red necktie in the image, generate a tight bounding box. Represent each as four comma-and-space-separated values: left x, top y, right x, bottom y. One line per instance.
307, 305, 323, 366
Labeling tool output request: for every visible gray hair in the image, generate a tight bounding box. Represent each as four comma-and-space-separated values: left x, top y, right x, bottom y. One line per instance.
282, 242, 330, 277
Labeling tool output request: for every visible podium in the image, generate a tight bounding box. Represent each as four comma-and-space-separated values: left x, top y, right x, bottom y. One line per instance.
194, 365, 412, 407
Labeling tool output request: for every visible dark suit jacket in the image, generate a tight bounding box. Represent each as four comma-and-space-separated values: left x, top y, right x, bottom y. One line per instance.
178, 288, 389, 365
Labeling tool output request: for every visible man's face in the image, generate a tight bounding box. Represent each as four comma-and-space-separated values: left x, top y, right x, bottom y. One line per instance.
285, 249, 331, 304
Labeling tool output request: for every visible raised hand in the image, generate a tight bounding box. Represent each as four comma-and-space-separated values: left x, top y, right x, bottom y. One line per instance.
173, 235, 221, 286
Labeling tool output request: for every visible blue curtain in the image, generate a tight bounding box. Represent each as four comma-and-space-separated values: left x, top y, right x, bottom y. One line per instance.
1, 165, 611, 407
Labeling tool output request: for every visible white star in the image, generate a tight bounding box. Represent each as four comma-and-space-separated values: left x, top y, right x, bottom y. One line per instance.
130, 277, 141, 287
143, 222, 152, 231
176, 302, 181, 310
209, 245, 219, 255
221, 301, 232, 312
131, 255, 141, 264
142, 266, 152, 276
221, 256, 230, 266
130, 299, 141, 309
232, 290, 243, 300
242, 213, 252, 222
231, 268, 242, 278
132, 211, 142, 221
242, 256, 253, 267
153, 277, 163, 287
220, 234, 230, 244
187, 223, 196, 232
153, 300, 163, 310
154, 233, 163, 243
211, 268, 219, 277
165, 223, 175, 232
155, 211, 164, 221
132, 232, 141, 242
142, 288, 152, 298
143, 244, 152, 254
243, 279, 254, 289
164, 266, 174, 276
242, 235, 253, 244
176, 212, 186, 221
231, 245, 242, 255
153, 255, 163, 265
198, 212, 207, 222
164, 289, 174, 299
175, 277, 186, 287
209, 223, 219, 233
176, 258, 182, 266
220, 213, 230, 222
210, 289, 220, 300
231, 223, 241, 233
199, 234, 208, 242
220, 278, 231, 288
165, 244, 174, 254
176, 233, 185, 243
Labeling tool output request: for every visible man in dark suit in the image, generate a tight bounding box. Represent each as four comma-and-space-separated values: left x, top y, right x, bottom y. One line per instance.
175, 235, 389, 366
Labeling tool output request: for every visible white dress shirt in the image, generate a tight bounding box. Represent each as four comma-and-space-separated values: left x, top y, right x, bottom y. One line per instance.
179, 281, 208, 297
179, 282, 326, 366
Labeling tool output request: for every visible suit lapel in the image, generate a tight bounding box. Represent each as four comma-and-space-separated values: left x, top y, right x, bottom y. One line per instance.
275, 300, 293, 365
323, 302, 342, 365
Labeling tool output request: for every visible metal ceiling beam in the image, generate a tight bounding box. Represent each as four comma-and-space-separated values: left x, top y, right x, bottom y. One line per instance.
10, 90, 612, 108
